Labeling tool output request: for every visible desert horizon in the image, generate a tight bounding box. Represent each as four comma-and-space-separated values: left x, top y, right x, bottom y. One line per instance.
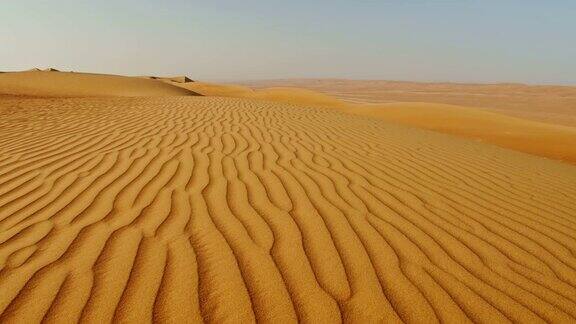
2, 1, 576, 323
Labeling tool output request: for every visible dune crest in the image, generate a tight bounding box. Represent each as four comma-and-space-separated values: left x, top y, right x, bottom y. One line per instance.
159, 76, 194, 83
1, 96, 575, 322
173, 82, 346, 108
0, 71, 199, 97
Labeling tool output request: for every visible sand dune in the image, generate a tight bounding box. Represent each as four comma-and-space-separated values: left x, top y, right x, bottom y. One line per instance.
16, 72, 568, 165
1, 95, 576, 323
141, 75, 195, 84
243, 79, 576, 128
168, 81, 576, 165
175, 81, 255, 97
0, 71, 198, 97
175, 81, 347, 108
345, 102, 576, 164
158, 76, 194, 84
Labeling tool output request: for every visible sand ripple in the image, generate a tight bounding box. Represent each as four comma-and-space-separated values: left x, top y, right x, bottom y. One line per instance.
1, 97, 575, 323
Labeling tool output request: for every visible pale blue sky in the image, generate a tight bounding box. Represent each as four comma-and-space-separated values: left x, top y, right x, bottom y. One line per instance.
1, 0, 575, 84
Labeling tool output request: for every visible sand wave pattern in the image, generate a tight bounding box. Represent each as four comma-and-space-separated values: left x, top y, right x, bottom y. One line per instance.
1, 97, 576, 323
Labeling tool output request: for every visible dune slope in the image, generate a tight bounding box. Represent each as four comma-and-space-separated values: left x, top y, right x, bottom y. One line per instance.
0, 96, 576, 323
172, 82, 347, 108
347, 102, 576, 164
170, 81, 576, 165
0, 71, 198, 97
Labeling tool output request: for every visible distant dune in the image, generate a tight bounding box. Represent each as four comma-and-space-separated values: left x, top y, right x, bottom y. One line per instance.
156, 76, 194, 83
172, 81, 347, 108
0, 70, 198, 97
1, 72, 576, 322
242, 79, 576, 128
139, 75, 194, 84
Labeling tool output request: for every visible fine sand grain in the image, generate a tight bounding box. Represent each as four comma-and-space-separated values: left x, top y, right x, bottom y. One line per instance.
1, 95, 576, 323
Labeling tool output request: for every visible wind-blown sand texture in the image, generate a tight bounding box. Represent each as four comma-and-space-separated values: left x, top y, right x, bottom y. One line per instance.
345, 102, 576, 165
1, 94, 576, 323
3, 71, 575, 164
169, 81, 576, 165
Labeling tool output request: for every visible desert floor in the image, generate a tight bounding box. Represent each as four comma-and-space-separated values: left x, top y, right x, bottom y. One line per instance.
1, 71, 576, 323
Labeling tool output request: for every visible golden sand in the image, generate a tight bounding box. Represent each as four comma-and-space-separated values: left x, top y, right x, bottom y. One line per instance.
170, 81, 576, 165
0, 71, 197, 97
243, 79, 576, 127
0, 71, 576, 322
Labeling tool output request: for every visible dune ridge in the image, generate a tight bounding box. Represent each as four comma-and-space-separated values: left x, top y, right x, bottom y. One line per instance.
1, 96, 575, 322
0, 71, 198, 97
154, 76, 194, 83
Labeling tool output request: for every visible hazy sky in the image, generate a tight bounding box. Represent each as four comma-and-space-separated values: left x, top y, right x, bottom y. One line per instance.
2, 0, 575, 84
